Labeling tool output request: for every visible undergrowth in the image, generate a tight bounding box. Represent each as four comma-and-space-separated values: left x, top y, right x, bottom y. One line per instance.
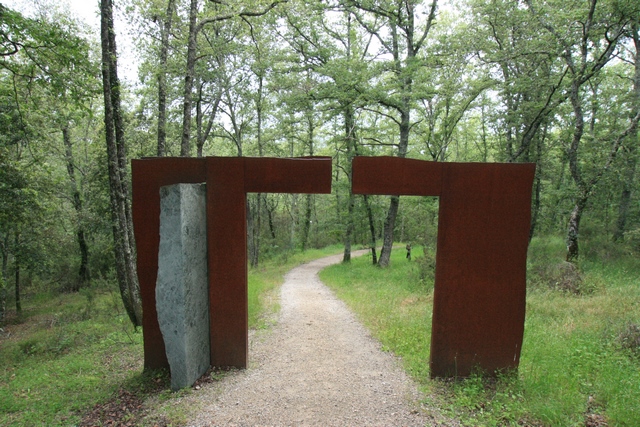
0, 286, 145, 426
0, 245, 345, 427
3, 239, 638, 426
320, 238, 640, 426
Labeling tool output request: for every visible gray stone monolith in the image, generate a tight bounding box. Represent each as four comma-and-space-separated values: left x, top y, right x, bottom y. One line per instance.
156, 183, 210, 390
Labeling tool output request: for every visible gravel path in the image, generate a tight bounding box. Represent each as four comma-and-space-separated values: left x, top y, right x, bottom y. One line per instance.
184, 251, 454, 427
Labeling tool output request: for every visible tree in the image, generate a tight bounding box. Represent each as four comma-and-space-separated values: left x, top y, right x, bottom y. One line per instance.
347, 0, 438, 267
180, 0, 288, 157
280, 2, 376, 261
468, 0, 571, 238
525, 0, 635, 261
613, 17, 640, 241
157, 0, 177, 157
62, 124, 91, 289
100, 0, 143, 327
0, 4, 100, 318
0, 151, 38, 321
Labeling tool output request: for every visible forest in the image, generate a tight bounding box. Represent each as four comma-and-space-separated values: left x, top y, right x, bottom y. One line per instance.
0, 0, 639, 330
1, 0, 640, 425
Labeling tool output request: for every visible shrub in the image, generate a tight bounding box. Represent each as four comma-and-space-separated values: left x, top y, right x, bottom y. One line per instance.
549, 261, 585, 294
415, 248, 435, 288
616, 322, 640, 358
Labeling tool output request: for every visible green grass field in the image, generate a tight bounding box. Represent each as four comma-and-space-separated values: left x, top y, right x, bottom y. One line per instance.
0, 288, 145, 426
320, 238, 640, 426
0, 245, 344, 427
2, 240, 638, 426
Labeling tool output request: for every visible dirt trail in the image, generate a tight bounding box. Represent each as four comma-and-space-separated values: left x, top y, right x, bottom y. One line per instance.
183, 251, 453, 426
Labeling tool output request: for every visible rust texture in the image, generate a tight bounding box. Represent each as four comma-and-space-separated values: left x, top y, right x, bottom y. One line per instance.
132, 158, 207, 370
132, 157, 332, 370
352, 156, 535, 378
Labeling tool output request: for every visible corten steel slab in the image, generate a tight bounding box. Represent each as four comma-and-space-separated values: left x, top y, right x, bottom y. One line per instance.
132, 157, 332, 370
206, 157, 332, 367
207, 157, 247, 368
352, 156, 535, 378
132, 158, 207, 370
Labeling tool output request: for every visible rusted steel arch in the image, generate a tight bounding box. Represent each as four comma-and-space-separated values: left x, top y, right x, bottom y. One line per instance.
132, 155, 535, 378
352, 156, 535, 378
132, 157, 332, 370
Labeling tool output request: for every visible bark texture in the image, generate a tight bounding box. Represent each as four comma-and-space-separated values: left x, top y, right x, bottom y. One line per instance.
63, 124, 90, 290
100, 0, 142, 327
180, 0, 199, 157
342, 105, 356, 263
156, 0, 176, 157
614, 23, 640, 242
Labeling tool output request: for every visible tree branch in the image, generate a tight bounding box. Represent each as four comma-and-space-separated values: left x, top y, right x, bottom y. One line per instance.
198, 1, 288, 33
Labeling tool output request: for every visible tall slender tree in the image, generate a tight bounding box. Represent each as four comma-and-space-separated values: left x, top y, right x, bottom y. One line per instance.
614, 20, 640, 241
100, 0, 142, 327
180, 0, 287, 157
525, 0, 635, 261
157, 0, 176, 157
347, 0, 438, 267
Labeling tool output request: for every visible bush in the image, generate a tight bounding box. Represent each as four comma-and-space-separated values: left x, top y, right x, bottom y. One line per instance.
616, 322, 640, 358
549, 261, 585, 294
415, 248, 435, 288
626, 228, 640, 254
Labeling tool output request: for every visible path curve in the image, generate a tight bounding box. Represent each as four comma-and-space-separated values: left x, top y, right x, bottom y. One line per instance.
185, 251, 451, 426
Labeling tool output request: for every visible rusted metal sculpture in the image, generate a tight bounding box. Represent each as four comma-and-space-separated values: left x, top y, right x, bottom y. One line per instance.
352, 157, 535, 377
132, 155, 534, 378
132, 157, 332, 370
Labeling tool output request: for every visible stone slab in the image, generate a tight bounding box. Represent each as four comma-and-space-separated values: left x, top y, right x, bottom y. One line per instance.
156, 183, 210, 390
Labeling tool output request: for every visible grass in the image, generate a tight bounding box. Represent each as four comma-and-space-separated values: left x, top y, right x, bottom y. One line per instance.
248, 245, 346, 329
319, 247, 433, 381
0, 244, 346, 427
320, 238, 640, 426
2, 240, 638, 426
0, 288, 145, 426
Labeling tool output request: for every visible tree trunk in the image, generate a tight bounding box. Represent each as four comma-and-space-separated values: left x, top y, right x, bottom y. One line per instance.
363, 195, 377, 264
343, 193, 355, 262
378, 104, 410, 267
302, 194, 312, 252
196, 82, 221, 158
614, 23, 640, 242
530, 170, 542, 241
529, 125, 547, 241
613, 148, 637, 241
266, 197, 276, 240
63, 124, 90, 290
247, 201, 257, 267
0, 234, 8, 324
565, 76, 586, 262
180, 0, 199, 157
251, 193, 262, 267
109, 3, 138, 297
342, 104, 356, 263
378, 195, 400, 267
566, 196, 587, 262
157, 0, 176, 157
14, 232, 20, 313
288, 194, 298, 250
100, 0, 142, 327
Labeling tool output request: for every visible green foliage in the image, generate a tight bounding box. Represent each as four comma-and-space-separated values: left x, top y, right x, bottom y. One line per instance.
615, 322, 640, 358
